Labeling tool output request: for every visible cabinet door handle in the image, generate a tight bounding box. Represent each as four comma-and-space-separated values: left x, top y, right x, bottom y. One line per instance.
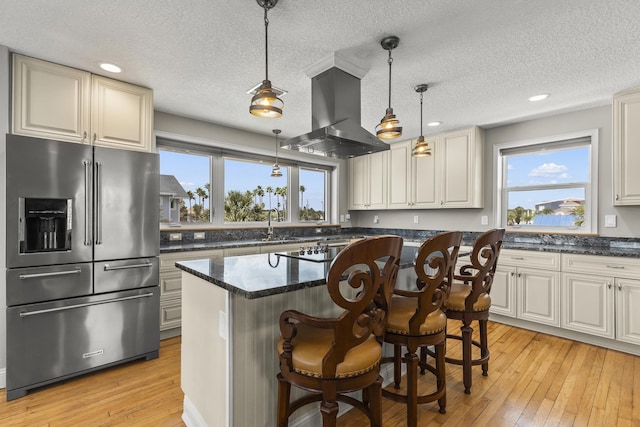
607, 282, 612, 289
82, 131, 87, 142
606, 265, 625, 269
618, 283, 622, 291
518, 273, 522, 278
510, 272, 515, 277
615, 194, 619, 201
93, 133, 97, 143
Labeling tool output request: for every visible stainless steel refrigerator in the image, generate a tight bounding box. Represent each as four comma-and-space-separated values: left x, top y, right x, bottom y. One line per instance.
5, 134, 160, 401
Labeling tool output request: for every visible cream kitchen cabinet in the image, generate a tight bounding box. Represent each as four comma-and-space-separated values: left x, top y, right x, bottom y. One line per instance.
489, 250, 561, 326
386, 127, 483, 209
12, 54, 153, 152
613, 88, 640, 205
348, 150, 388, 210
159, 249, 223, 332
561, 253, 640, 345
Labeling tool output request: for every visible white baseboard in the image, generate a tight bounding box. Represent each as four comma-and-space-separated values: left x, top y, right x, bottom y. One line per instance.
182, 395, 209, 427
0, 368, 5, 389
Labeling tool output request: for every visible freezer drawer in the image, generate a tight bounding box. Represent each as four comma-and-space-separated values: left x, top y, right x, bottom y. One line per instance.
6, 287, 160, 400
6, 263, 93, 306
94, 257, 159, 294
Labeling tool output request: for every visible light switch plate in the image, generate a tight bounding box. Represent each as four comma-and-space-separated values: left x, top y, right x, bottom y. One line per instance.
340, 214, 345, 222
373, 215, 379, 224
169, 233, 182, 241
605, 215, 617, 227
413, 215, 419, 224
481, 216, 489, 225
345, 213, 351, 221
194, 232, 205, 240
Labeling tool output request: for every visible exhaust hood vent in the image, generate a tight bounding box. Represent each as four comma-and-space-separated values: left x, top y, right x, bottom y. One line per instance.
281, 67, 389, 158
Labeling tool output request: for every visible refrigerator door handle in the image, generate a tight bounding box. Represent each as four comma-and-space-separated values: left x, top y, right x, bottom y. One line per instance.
19, 269, 82, 280
18, 293, 154, 317
84, 160, 92, 246
95, 161, 102, 245
103, 263, 154, 271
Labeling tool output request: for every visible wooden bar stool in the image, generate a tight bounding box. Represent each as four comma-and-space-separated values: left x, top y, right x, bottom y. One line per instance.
444, 228, 505, 394
276, 235, 403, 427
381, 231, 462, 427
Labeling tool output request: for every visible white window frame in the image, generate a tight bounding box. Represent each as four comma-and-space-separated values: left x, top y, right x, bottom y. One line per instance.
298, 167, 329, 222
493, 129, 598, 234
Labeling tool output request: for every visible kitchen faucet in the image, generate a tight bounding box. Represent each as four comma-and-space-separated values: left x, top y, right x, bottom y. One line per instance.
266, 208, 277, 240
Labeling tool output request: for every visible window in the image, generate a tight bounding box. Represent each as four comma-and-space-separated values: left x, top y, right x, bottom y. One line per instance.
223, 158, 289, 223
159, 149, 212, 224
157, 138, 332, 227
299, 168, 326, 221
495, 130, 598, 234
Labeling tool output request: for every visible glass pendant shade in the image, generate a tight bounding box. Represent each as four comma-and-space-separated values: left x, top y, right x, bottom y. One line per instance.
412, 136, 431, 157
376, 107, 402, 139
250, 80, 283, 118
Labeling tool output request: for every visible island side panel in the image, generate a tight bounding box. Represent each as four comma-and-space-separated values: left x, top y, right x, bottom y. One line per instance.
231, 285, 341, 427
181, 272, 230, 427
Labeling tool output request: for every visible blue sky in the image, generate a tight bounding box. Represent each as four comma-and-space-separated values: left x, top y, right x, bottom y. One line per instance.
506, 146, 589, 210
160, 151, 325, 211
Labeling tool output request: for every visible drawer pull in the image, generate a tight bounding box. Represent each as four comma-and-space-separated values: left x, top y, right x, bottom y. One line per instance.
510, 257, 525, 260
606, 265, 625, 269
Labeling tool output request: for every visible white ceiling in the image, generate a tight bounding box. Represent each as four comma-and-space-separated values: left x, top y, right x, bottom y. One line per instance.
2, 0, 640, 143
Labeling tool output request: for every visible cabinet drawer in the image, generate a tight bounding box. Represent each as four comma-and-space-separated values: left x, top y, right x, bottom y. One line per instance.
562, 253, 640, 279
499, 249, 560, 271
160, 271, 182, 297
160, 297, 182, 331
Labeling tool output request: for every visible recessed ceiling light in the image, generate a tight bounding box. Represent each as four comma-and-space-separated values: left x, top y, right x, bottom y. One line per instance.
99, 62, 122, 73
528, 93, 549, 102
427, 121, 442, 127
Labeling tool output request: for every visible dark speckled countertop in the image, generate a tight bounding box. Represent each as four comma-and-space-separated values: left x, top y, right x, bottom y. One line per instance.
175, 245, 420, 299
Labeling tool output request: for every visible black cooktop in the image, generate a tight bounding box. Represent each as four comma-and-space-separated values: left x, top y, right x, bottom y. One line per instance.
275, 245, 348, 263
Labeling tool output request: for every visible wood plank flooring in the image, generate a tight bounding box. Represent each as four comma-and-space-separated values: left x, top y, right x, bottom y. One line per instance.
1, 321, 638, 426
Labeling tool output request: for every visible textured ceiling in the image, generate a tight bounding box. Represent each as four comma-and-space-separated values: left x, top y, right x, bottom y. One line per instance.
2, 0, 640, 143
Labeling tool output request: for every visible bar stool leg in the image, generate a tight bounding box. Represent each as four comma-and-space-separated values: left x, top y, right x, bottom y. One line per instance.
419, 346, 427, 375
393, 344, 402, 389
436, 341, 446, 414
405, 349, 419, 427
370, 375, 383, 427
320, 393, 338, 427
461, 322, 473, 394
277, 373, 290, 427
480, 319, 489, 376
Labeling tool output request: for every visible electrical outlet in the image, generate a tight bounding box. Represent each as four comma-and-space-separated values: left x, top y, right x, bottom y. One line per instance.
605, 215, 617, 228
340, 214, 345, 222
373, 215, 379, 224
481, 216, 489, 226
169, 233, 182, 241
194, 232, 205, 240
413, 215, 419, 224
345, 213, 351, 221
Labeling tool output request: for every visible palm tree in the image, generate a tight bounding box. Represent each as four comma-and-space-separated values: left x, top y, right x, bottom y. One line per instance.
571, 205, 585, 226
186, 191, 195, 221
299, 185, 306, 210
195, 187, 206, 220
204, 183, 211, 208
266, 186, 274, 211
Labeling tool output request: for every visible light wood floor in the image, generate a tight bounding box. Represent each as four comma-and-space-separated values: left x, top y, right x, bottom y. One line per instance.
1, 321, 639, 426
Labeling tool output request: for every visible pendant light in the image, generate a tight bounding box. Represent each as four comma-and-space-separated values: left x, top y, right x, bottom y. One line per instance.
411, 84, 432, 157
250, 0, 284, 118
376, 36, 402, 139
270, 129, 283, 178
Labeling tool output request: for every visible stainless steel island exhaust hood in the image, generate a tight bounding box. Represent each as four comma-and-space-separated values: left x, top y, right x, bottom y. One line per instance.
281, 67, 389, 158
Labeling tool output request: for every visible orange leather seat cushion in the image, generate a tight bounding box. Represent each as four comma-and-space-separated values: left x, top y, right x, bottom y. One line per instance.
446, 282, 491, 312
278, 323, 381, 379
386, 296, 447, 335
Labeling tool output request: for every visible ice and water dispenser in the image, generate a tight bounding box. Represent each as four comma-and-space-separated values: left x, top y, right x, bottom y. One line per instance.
19, 198, 73, 253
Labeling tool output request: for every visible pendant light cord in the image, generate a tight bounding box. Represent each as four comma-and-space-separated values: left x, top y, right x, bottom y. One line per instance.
420, 91, 424, 135
387, 50, 393, 109
264, 5, 269, 81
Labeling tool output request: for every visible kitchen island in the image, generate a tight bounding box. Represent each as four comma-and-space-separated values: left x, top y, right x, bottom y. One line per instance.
175, 245, 419, 427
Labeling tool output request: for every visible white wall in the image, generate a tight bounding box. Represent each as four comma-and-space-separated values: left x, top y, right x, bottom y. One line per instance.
350, 105, 640, 238
0, 45, 10, 388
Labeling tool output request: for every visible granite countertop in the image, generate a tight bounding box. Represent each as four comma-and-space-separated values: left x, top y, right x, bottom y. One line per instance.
499, 242, 640, 258
175, 245, 420, 299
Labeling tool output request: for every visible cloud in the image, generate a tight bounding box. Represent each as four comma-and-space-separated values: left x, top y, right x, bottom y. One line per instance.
528, 163, 569, 178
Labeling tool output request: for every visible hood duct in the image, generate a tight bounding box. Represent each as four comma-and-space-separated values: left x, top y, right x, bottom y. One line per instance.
280, 67, 389, 158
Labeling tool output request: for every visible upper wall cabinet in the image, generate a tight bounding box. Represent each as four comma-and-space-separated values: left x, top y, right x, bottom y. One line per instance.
12, 54, 154, 152
348, 150, 388, 210
387, 126, 484, 209
613, 88, 640, 205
